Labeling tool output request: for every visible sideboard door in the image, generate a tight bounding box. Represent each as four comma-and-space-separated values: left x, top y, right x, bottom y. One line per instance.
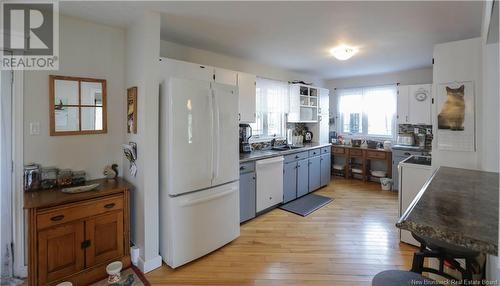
38, 221, 85, 284
85, 211, 124, 267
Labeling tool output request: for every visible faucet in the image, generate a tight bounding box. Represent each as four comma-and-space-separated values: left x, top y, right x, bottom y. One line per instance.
270, 138, 276, 147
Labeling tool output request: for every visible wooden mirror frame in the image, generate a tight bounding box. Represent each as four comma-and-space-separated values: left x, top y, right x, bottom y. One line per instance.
49, 75, 107, 136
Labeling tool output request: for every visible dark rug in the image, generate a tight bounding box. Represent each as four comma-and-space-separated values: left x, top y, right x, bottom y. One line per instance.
279, 194, 333, 216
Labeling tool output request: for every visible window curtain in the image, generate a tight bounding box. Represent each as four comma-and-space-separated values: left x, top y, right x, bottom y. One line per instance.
252, 77, 289, 138
0, 67, 13, 282
337, 85, 397, 137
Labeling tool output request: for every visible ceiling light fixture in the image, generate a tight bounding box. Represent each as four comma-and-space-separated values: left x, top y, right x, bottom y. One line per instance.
330, 45, 358, 61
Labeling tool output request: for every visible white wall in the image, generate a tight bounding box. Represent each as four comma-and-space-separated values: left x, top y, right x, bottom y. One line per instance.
481, 42, 499, 172
432, 38, 482, 170
124, 11, 162, 273
160, 40, 323, 85
23, 15, 126, 179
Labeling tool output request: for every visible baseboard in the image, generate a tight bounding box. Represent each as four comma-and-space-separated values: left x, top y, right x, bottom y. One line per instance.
137, 255, 162, 273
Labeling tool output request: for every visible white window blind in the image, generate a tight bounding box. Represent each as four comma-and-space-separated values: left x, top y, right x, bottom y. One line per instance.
337, 85, 397, 138
250, 77, 288, 139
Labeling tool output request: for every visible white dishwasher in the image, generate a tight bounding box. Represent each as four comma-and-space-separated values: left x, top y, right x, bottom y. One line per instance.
256, 156, 284, 212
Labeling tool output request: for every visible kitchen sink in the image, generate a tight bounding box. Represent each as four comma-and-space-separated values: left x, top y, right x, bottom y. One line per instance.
271, 145, 303, 151
403, 155, 432, 166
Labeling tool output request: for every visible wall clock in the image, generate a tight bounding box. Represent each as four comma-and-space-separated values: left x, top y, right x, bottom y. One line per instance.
414, 88, 428, 102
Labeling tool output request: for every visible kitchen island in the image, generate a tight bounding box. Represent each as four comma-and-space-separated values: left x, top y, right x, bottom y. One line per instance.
396, 167, 499, 255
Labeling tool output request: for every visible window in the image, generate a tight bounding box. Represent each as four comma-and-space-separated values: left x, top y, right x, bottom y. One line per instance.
337, 85, 397, 138
250, 78, 288, 140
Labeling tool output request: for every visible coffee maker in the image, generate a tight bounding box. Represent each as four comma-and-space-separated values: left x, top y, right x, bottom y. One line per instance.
239, 124, 252, 153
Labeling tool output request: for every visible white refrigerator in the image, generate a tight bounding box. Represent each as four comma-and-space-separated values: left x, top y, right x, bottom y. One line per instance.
159, 70, 240, 268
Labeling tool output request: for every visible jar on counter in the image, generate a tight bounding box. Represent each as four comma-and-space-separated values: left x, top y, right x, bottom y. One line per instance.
71, 170, 86, 186
24, 164, 41, 191
57, 169, 73, 187
41, 167, 58, 189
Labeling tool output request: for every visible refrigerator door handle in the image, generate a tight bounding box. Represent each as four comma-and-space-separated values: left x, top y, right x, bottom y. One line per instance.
179, 188, 235, 207
208, 88, 214, 182
212, 89, 220, 181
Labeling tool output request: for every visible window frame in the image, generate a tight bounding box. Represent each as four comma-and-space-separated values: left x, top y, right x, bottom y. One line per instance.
336, 85, 397, 140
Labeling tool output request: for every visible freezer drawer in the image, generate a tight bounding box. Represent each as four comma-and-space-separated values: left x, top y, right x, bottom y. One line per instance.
256, 156, 284, 212
161, 182, 240, 268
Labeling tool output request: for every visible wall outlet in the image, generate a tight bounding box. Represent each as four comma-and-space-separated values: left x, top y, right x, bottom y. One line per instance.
29, 122, 40, 135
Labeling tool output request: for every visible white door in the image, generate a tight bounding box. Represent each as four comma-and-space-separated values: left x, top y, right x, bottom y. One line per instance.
214, 67, 237, 86
211, 82, 239, 187
237, 72, 256, 123
167, 77, 214, 196
165, 182, 240, 268
159, 57, 213, 82
408, 84, 432, 125
397, 85, 409, 124
256, 156, 284, 212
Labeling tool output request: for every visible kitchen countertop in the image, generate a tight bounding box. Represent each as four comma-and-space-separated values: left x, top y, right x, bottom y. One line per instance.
396, 167, 499, 255
239, 143, 331, 163
392, 144, 431, 152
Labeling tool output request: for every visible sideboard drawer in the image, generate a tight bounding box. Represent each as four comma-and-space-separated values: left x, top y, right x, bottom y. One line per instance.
37, 195, 123, 230
332, 147, 345, 154
366, 151, 387, 160
350, 148, 363, 156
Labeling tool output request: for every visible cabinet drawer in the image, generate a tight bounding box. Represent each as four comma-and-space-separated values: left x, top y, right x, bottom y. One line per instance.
321, 147, 331, 154
350, 148, 363, 156
366, 151, 387, 160
284, 151, 309, 163
332, 147, 346, 154
308, 148, 321, 157
37, 195, 123, 230
239, 162, 255, 174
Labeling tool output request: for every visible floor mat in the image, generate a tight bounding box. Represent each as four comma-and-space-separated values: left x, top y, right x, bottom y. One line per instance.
279, 193, 333, 216
91, 266, 150, 286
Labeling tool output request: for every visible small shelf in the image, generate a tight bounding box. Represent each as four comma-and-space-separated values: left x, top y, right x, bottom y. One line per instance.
300, 105, 317, 108
300, 95, 318, 98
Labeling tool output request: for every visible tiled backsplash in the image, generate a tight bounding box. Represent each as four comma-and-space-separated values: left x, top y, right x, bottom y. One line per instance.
398, 124, 433, 148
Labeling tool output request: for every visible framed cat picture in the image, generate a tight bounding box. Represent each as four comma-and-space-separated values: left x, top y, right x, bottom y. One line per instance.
436, 81, 475, 152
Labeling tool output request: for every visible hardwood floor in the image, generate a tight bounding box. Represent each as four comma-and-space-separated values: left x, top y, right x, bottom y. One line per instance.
146, 178, 417, 285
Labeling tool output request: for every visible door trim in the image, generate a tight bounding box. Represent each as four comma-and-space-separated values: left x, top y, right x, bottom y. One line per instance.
12, 70, 26, 278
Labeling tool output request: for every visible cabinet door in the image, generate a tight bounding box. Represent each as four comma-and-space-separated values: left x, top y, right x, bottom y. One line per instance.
237, 72, 256, 123
308, 156, 321, 192
318, 88, 330, 144
160, 58, 213, 82
320, 154, 331, 187
214, 67, 237, 86
408, 84, 432, 125
288, 85, 301, 122
283, 162, 297, 203
297, 159, 309, 197
397, 85, 409, 124
38, 221, 85, 285
85, 211, 124, 267
239, 172, 256, 223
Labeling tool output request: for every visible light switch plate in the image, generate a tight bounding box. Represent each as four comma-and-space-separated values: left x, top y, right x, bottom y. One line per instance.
29, 122, 40, 135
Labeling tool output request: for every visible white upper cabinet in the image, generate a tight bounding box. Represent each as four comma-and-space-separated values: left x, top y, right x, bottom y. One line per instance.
397, 84, 432, 125
288, 84, 319, 123
397, 85, 410, 124
318, 88, 330, 143
159, 58, 213, 82
237, 72, 257, 123
214, 67, 237, 86
408, 84, 432, 125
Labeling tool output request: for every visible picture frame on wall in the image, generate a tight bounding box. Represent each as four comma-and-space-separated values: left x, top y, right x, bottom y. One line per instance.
127, 87, 137, 134
436, 81, 475, 152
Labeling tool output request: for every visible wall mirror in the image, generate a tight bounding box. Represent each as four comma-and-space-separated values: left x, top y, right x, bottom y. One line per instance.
49, 75, 107, 136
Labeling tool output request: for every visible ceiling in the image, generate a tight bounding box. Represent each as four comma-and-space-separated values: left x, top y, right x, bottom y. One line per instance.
60, 1, 484, 79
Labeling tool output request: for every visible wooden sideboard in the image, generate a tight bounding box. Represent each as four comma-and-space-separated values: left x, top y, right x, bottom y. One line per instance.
24, 178, 133, 286
332, 145, 392, 181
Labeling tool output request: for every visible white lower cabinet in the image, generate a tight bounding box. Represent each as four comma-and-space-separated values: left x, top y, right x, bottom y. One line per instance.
256, 157, 284, 212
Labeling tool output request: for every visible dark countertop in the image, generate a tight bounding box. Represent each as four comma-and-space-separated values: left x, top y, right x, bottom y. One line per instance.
239, 143, 331, 163
396, 167, 499, 255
